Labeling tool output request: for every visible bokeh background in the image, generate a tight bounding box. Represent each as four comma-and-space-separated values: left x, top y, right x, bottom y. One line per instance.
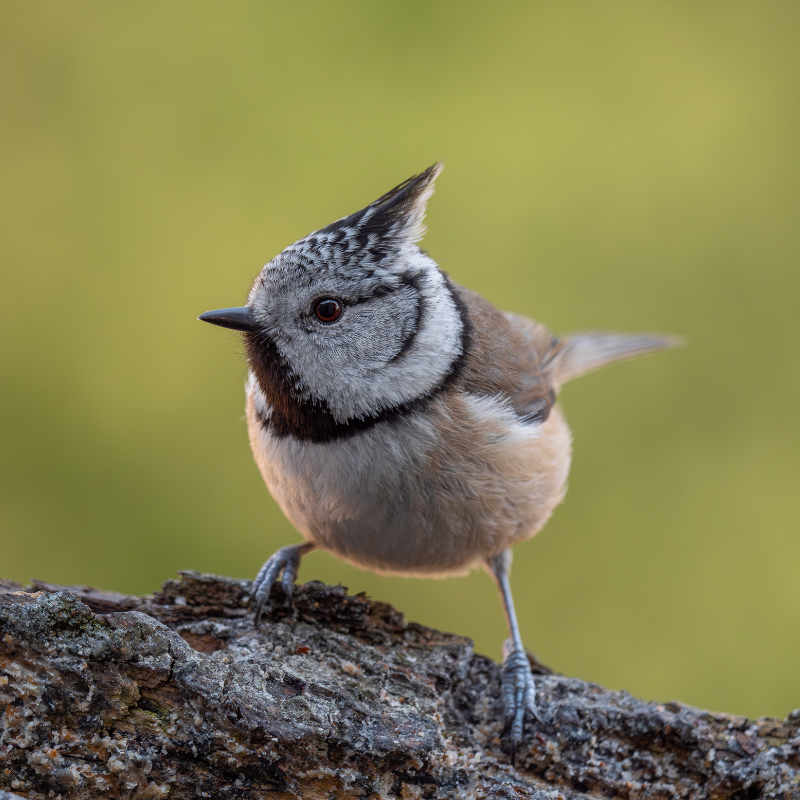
2, 2, 798, 721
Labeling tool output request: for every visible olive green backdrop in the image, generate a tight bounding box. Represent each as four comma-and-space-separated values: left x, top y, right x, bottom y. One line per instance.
2, 2, 798, 721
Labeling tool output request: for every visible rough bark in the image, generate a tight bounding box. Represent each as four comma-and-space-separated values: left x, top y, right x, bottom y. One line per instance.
0, 573, 797, 799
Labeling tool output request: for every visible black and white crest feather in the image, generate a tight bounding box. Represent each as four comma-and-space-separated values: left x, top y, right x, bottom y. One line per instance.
319, 162, 442, 246
276, 162, 443, 282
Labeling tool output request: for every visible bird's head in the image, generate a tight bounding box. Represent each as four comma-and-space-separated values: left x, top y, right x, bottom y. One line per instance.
199, 163, 466, 441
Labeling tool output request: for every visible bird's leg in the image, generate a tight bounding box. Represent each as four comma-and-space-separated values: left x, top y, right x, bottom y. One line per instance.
485, 549, 542, 755
251, 542, 316, 626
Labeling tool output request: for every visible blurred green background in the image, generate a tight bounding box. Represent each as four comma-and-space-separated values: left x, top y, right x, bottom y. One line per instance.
1, 2, 798, 721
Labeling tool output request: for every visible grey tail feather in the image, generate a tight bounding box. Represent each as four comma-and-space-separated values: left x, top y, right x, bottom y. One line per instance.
554, 332, 682, 385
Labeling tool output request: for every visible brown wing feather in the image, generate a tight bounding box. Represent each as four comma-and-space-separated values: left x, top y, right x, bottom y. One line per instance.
452, 284, 678, 416
451, 286, 560, 421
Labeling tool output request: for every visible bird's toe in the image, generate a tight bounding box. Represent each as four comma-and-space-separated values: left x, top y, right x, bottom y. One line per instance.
500, 644, 543, 754
250, 546, 304, 625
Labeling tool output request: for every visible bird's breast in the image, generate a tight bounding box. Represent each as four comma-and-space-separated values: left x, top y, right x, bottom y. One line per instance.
246, 382, 572, 577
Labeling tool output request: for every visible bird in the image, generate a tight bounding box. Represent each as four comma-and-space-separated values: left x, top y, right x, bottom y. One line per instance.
199, 163, 677, 754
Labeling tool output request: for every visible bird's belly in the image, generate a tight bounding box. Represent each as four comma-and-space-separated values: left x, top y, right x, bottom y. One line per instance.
247, 390, 572, 577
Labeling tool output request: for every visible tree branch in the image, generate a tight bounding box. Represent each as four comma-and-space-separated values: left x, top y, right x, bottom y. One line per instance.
1, 573, 797, 799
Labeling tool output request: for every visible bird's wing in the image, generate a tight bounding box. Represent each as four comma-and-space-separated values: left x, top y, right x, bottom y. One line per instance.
452, 287, 562, 423
453, 284, 679, 423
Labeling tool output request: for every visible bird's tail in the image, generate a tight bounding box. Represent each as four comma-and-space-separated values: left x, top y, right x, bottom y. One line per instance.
552, 332, 681, 386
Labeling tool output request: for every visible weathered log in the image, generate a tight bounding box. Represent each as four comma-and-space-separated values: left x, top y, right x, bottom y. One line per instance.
0, 573, 798, 799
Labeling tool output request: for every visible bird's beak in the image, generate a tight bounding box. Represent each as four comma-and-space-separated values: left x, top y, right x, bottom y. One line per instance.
198, 306, 260, 333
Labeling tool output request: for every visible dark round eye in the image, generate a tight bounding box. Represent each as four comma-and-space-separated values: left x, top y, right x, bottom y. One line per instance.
313, 297, 342, 323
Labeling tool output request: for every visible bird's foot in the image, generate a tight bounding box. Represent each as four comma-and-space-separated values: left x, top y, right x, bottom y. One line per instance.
500, 640, 544, 758
251, 545, 305, 626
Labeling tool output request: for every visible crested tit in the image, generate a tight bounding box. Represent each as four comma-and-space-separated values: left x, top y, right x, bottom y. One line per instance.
199, 164, 676, 751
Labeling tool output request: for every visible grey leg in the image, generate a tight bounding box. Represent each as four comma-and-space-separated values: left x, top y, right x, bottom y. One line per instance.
251, 542, 315, 626
485, 549, 542, 753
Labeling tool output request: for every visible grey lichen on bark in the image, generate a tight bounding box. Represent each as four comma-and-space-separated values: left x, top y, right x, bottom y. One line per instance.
0, 573, 798, 799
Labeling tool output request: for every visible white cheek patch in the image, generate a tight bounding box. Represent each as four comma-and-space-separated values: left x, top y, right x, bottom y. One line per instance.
294, 253, 463, 423
248, 249, 464, 424
307, 286, 419, 372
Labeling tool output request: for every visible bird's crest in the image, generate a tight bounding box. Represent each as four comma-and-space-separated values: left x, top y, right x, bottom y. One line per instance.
319, 161, 443, 248
273, 163, 442, 275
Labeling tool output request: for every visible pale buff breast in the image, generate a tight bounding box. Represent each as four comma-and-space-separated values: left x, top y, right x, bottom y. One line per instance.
246, 385, 572, 578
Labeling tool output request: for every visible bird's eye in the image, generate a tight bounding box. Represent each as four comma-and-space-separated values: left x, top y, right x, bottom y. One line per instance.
313, 298, 342, 323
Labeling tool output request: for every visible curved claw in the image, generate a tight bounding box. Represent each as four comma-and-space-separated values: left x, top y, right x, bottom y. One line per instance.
250, 544, 310, 627
500, 641, 543, 754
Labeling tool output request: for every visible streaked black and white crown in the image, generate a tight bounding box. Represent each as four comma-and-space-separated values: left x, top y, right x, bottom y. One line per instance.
274, 162, 443, 280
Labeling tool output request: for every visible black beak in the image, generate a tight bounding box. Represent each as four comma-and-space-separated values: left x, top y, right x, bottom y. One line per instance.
198, 306, 260, 333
